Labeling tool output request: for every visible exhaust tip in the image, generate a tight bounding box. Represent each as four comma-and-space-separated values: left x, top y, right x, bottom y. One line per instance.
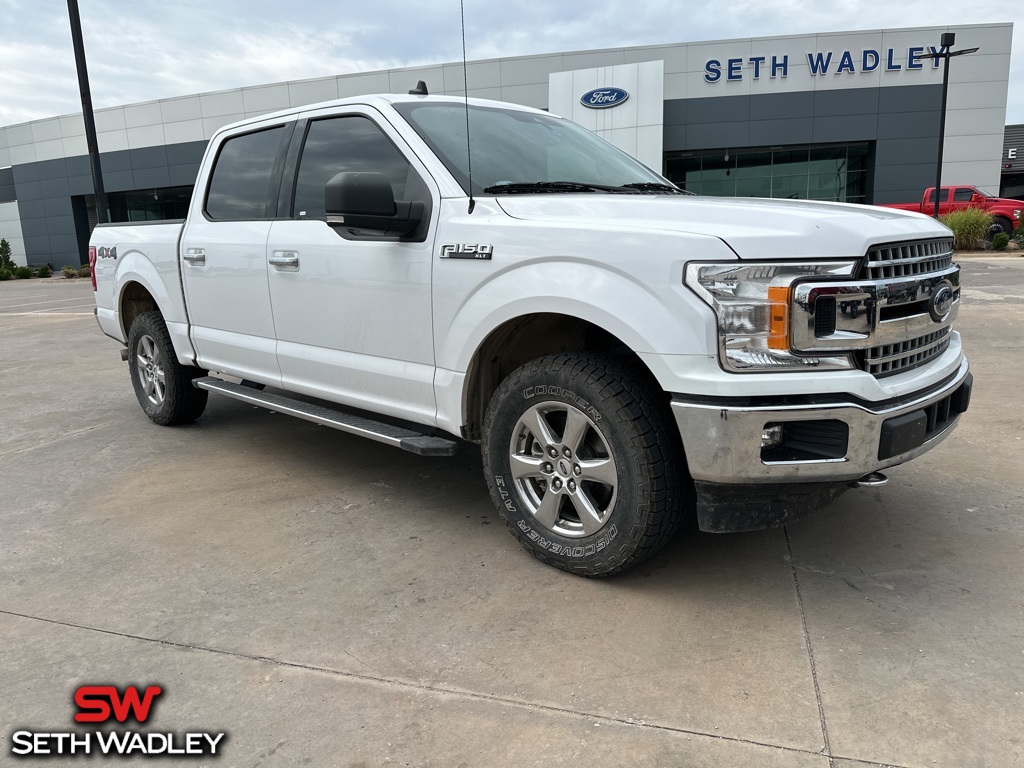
852, 471, 889, 488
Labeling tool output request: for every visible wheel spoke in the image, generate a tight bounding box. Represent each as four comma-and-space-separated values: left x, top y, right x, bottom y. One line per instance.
510, 453, 545, 480
153, 379, 165, 403
560, 407, 589, 454
136, 354, 149, 369
143, 377, 155, 397
533, 489, 561, 529
578, 457, 617, 486
520, 406, 557, 448
569, 489, 604, 535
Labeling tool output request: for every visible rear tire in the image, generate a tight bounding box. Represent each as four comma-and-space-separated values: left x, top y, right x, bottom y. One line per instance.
482, 353, 688, 577
127, 311, 208, 425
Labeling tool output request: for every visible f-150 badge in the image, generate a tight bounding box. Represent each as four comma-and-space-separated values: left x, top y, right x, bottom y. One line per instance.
440, 244, 493, 260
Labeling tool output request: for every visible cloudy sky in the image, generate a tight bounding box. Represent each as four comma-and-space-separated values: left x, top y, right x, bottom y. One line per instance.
0, 0, 1020, 126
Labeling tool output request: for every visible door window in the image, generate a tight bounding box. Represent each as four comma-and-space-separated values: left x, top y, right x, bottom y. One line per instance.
205, 126, 287, 220
953, 188, 975, 202
292, 116, 429, 219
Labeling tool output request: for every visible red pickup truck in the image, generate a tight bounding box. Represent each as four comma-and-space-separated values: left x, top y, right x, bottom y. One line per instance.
881, 186, 1022, 235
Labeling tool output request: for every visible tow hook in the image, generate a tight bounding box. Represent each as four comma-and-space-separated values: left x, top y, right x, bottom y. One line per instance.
851, 471, 888, 488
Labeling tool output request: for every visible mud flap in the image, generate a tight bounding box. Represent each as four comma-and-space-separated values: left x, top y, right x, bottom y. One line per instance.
693, 480, 851, 533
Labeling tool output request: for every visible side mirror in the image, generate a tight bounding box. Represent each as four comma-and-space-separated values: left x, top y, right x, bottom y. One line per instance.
325, 172, 423, 237
971, 192, 984, 203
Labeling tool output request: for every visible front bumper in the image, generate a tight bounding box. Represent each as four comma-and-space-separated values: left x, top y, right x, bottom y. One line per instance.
671, 358, 972, 531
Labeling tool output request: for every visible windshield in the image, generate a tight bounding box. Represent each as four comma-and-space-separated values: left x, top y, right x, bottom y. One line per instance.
392, 101, 669, 196
975, 186, 998, 198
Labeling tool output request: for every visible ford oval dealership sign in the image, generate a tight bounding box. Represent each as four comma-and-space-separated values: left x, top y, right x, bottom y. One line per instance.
580, 87, 629, 109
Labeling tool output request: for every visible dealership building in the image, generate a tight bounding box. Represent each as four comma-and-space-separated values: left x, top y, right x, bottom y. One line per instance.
0, 22, 1014, 267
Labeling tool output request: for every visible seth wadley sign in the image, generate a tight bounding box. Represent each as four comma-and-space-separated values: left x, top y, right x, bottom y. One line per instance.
704, 46, 948, 82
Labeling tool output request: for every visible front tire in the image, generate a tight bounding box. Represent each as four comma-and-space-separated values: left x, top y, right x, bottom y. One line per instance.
127, 311, 208, 425
482, 353, 687, 577
994, 216, 1015, 237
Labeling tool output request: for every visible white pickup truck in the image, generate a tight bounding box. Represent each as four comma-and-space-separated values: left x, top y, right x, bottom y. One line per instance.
91, 94, 971, 576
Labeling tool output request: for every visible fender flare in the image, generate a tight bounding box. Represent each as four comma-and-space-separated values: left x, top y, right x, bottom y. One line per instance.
114, 250, 197, 362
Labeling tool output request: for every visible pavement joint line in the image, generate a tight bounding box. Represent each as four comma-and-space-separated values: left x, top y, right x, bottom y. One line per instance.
0, 312, 94, 317
0, 425, 104, 461
0, 608, 912, 767
785, 526, 834, 768
0, 297, 98, 309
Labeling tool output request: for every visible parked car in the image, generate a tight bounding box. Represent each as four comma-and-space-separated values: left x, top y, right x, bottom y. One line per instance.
89, 95, 972, 576
880, 186, 1021, 235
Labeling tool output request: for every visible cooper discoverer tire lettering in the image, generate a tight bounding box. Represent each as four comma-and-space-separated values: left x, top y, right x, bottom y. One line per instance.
128, 311, 209, 426
482, 353, 688, 577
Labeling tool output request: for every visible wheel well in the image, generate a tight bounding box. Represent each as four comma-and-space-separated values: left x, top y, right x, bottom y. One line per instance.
120, 282, 159, 338
461, 313, 662, 442
994, 215, 1014, 233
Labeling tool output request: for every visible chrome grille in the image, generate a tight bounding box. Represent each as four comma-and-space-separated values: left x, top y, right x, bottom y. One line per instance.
864, 238, 953, 281
861, 326, 952, 378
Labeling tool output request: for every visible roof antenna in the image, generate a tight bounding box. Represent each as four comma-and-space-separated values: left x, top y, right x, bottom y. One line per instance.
409, 80, 428, 95
460, 0, 475, 213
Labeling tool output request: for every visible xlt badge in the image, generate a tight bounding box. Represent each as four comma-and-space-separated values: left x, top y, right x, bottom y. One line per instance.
440, 244, 493, 260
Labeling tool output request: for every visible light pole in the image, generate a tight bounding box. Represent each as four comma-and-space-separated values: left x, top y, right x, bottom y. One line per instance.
67, 0, 108, 226
932, 32, 979, 219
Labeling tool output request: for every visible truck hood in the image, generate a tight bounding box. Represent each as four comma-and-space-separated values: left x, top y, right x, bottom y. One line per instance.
496, 195, 949, 260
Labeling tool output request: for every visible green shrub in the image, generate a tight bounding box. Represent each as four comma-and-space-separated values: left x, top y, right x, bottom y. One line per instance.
37, 264, 52, 278
14, 266, 33, 279
77, 264, 91, 278
61, 265, 79, 278
992, 232, 1010, 251
0, 238, 14, 272
939, 208, 993, 251
0, 268, 11, 281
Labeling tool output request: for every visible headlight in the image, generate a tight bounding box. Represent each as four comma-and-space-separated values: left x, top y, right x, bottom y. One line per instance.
685, 261, 859, 372
1014, 209, 1021, 220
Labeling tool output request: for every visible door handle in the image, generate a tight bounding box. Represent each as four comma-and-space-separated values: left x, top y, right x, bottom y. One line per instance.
183, 248, 206, 265
269, 251, 299, 268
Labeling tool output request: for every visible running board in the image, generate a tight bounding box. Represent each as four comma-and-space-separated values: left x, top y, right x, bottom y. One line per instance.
193, 377, 458, 457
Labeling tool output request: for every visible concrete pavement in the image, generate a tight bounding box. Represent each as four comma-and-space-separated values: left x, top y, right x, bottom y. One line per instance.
1, 262, 1021, 766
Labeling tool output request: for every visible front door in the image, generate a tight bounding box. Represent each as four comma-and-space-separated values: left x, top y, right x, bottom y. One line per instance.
265, 109, 438, 425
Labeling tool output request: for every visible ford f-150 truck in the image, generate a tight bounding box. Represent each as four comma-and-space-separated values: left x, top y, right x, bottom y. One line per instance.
880, 185, 1022, 235
91, 94, 972, 576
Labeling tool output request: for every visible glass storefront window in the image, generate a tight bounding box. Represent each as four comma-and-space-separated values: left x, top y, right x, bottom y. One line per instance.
108, 186, 193, 222
665, 142, 870, 204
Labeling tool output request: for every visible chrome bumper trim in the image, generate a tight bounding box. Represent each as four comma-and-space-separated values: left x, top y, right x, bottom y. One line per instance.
672, 358, 970, 484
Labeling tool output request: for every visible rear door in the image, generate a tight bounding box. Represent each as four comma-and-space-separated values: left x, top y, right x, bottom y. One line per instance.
265, 107, 439, 425
929, 187, 951, 214
180, 121, 293, 384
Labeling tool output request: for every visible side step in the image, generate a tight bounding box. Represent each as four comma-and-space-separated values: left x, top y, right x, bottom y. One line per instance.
193, 377, 458, 457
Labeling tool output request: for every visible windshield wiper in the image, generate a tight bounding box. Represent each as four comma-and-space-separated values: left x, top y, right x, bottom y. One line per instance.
483, 181, 616, 194
483, 180, 692, 195
619, 182, 691, 194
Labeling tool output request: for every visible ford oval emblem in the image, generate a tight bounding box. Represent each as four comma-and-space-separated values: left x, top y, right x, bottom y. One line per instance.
580, 87, 629, 109
929, 281, 956, 321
